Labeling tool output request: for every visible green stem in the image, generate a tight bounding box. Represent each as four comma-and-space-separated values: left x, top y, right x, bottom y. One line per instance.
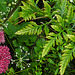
13, 68, 30, 74
5, 34, 15, 52
3, 0, 22, 23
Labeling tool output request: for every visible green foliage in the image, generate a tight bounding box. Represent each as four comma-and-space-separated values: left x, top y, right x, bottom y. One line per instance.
43, 0, 51, 18
1, 0, 75, 75
0, 0, 6, 12
19, 1, 43, 21
60, 49, 74, 75
67, 34, 75, 42
15, 21, 43, 35
15, 0, 75, 75
61, 0, 67, 16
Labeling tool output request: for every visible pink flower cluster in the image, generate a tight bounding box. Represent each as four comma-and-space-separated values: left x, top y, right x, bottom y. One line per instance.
0, 30, 12, 74
0, 46, 12, 73
0, 31, 5, 44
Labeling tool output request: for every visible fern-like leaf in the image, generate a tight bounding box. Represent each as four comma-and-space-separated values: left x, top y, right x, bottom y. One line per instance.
43, 1, 51, 18
60, 48, 74, 75
51, 25, 62, 32
15, 21, 43, 35
67, 34, 75, 42
42, 38, 55, 57
67, 5, 73, 23
42, 32, 57, 57
61, 0, 67, 16
19, 1, 43, 21
42, 32, 63, 57
19, 1, 36, 21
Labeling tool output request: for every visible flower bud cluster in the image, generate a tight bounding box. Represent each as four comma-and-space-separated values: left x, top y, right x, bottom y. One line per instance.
0, 31, 5, 44
0, 46, 12, 73
0, 30, 12, 74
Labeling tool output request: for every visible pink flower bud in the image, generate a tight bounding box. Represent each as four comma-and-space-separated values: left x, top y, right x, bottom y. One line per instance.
0, 31, 5, 44
0, 46, 12, 73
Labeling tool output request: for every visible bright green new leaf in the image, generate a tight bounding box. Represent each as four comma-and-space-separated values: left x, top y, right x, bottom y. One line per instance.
48, 32, 56, 36
42, 38, 55, 57
51, 25, 62, 32
60, 49, 74, 75
43, 1, 51, 18
55, 14, 62, 23
19, 1, 42, 21
63, 32, 68, 42
67, 34, 75, 42
15, 21, 43, 35
65, 43, 74, 49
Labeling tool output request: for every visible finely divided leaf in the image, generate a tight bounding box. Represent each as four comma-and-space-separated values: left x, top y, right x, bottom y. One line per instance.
43, 1, 51, 18
67, 34, 75, 42
51, 25, 62, 32
15, 21, 43, 35
42, 38, 55, 57
60, 49, 73, 75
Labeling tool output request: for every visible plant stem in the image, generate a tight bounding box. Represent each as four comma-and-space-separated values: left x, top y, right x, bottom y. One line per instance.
3, 0, 22, 23
5, 34, 15, 52
14, 16, 48, 25
31, 28, 44, 58
13, 68, 29, 74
